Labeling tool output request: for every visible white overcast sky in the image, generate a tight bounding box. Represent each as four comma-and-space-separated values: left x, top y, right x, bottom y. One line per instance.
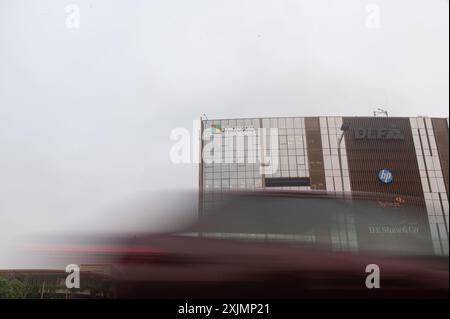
0, 0, 448, 259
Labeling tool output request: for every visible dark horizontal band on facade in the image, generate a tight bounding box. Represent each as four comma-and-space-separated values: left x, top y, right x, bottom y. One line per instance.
265, 177, 311, 187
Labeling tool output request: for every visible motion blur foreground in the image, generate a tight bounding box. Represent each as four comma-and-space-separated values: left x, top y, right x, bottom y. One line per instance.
24, 191, 448, 299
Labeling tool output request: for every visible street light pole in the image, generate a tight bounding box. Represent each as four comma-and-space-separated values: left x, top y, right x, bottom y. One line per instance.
337, 123, 353, 251
338, 123, 350, 193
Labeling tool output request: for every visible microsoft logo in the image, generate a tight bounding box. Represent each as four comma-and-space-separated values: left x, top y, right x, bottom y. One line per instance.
211, 124, 222, 134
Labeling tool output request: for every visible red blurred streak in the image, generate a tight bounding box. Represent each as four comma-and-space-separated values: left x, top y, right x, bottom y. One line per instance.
25, 244, 162, 255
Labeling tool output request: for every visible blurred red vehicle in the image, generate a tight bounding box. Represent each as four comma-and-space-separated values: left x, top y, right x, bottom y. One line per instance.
25, 191, 449, 298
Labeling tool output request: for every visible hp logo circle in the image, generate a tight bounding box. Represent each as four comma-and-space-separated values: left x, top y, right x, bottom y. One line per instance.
378, 169, 393, 184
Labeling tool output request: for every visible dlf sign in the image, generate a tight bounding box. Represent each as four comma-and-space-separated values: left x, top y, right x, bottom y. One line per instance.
354, 128, 404, 140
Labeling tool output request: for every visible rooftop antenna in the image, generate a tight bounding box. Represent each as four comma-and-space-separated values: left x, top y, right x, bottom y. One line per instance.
373, 108, 389, 117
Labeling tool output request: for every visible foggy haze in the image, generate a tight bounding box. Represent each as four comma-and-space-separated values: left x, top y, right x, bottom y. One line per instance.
0, 0, 448, 267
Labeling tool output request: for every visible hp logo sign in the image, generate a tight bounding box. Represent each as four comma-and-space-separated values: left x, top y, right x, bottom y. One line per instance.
378, 169, 393, 184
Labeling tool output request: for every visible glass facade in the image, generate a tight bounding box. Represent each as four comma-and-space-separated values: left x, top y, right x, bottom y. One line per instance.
199, 116, 449, 255
202, 117, 311, 193
410, 117, 449, 255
